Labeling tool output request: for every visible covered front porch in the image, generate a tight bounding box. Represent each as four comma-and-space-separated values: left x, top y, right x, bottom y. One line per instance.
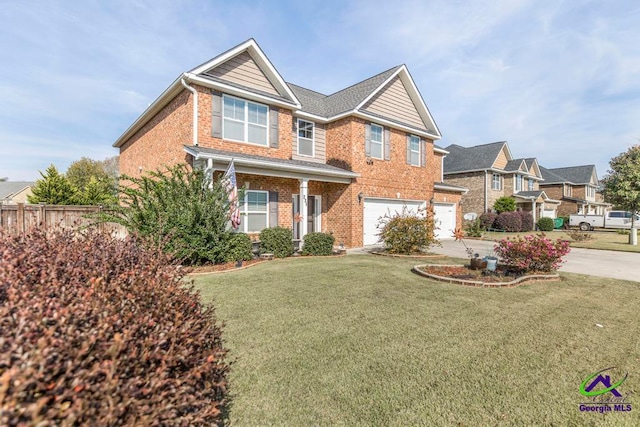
514, 191, 561, 223
184, 146, 359, 245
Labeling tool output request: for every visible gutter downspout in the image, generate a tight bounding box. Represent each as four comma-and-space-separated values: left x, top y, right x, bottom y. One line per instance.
484, 170, 488, 213
181, 76, 198, 146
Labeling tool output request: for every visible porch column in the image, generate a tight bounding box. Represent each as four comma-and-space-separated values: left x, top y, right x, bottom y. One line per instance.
300, 179, 309, 240
540, 202, 545, 220
532, 200, 537, 225
207, 158, 214, 190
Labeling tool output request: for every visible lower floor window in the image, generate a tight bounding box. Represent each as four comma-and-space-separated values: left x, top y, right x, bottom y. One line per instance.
240, 190, 268, 233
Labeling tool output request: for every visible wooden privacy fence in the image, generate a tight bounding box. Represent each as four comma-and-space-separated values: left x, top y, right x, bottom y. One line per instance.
0, 203, 127, 237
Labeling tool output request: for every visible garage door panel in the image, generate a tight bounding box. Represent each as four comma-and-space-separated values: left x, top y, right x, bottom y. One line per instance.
363, 198, 425, 245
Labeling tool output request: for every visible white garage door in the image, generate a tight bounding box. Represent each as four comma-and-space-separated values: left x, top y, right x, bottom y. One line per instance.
434, 203, 456, 240
363, 198, 425, 245
542, 209, 556, 219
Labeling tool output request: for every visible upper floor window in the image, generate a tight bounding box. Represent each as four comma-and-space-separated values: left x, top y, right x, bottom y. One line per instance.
370, 124, 384, 159
223, 95, 268, 145
515, 175, 523, 192
586, 186, 595, 198
297, 119, 314, 157
564, 184, 572, 197
492, 173, 502, 190
408, 135, 421, 166
239, 190, 268, 233
528, 178, 535, 191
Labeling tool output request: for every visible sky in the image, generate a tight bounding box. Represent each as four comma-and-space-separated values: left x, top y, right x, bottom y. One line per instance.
1, 0, 639, 181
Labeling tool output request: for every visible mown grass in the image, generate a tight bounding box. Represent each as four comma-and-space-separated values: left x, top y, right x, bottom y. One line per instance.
193, 255, 640, 426
483, 230, 640, 253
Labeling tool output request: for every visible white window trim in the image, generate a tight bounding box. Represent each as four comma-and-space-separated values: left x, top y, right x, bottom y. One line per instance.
408, 134, 421, 167
241, 190, 269, 233
492, 173, 502, 191
370, 123, 384, 160
297, 118, 314, 157
222, 94, 269, 147
528, 178, 535, 191
514, 174, 523, 192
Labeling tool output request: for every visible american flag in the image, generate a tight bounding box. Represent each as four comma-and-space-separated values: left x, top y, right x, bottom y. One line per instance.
223, 160, 241, 229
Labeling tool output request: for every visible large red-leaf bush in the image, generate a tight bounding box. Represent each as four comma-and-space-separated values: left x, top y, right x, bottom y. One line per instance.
494, 234, 571, 272
0, 229, 228, 425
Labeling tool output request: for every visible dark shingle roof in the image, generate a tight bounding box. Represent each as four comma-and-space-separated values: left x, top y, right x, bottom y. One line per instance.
184, 146, 358, 176
514, 190, 545, 199
545, 165, 596, 184
443, 142, 507, 174
539, 166, 567, 184
287, 66, 401, 118
504, 159, 525, 171
0, 182, 34, 199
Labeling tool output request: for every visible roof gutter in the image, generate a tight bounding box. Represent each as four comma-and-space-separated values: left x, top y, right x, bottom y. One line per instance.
181, 75, 198, 146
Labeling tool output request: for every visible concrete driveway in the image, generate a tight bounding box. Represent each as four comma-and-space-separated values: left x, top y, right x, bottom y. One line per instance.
431, 239, 640, 282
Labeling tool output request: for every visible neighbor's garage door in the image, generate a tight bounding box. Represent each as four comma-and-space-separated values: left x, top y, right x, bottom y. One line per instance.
433, 203, 456, 240
363, 198, 425, 245
542, 209, 556, 219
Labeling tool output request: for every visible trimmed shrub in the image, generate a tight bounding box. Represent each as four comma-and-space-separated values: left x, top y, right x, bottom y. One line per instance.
224, 232, 253, 262
537, 217, 555, 232
464, 218, 484, 237
260, 226, 294, 258
494, 234, 571, 272
377, 206, 438, 254
479, 212, 498, 230
494, 211, 522, 232
302, 232, 335, 256
517, 210, 534, 232
493, 196, 516, 214
100, 164, 236, 265
0, 229, 228, 425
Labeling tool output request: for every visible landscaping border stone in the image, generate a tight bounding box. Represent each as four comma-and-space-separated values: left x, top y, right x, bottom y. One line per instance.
371, 251, 446, 259
412, 264, 560, 288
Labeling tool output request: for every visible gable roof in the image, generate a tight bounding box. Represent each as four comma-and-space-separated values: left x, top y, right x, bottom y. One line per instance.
443, 141, 508, 174
539, 165, 597, 185
504, 159, 526, 172
189, 39, 300, 105
0, 181, 34, 199
114, 39, 441, 148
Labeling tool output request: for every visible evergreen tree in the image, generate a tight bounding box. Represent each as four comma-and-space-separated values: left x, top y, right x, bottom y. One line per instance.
27, 165, 78, 205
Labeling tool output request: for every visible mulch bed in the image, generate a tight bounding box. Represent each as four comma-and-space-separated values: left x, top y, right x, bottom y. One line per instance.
413, 264, 560, 288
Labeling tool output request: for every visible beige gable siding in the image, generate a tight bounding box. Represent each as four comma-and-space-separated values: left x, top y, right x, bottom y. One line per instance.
292, 119, 326, 163
204, 51, 280, 96
492, 146, 509, 169
361, 76, 425, 130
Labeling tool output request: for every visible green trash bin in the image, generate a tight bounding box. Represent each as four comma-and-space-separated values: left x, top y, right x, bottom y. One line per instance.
553, 218, 564, 229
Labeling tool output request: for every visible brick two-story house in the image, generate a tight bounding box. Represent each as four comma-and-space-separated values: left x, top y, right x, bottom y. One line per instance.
443, 141, 560, 222
114, 39, 466, 247
539, 165, 610, 216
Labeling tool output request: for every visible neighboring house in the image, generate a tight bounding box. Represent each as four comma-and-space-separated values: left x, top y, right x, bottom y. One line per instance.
539, 165, 610, 216
114, 39, 466, 247
443, 141, 560, 222
0, 181, 35, 204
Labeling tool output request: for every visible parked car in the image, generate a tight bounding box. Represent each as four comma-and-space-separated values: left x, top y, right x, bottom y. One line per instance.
569, 211, 640, 231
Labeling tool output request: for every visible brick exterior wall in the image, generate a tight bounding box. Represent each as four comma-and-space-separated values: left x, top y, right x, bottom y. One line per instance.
444, 172, 487, 216
118, 86, 459, 247
119, 89, 193, 178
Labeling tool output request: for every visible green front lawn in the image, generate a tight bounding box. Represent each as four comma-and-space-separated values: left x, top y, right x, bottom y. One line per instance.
194, 256, 640, 426
482, 230, 640, 253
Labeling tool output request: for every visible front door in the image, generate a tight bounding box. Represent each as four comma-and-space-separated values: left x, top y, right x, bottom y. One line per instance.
293, 195, 318, 239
